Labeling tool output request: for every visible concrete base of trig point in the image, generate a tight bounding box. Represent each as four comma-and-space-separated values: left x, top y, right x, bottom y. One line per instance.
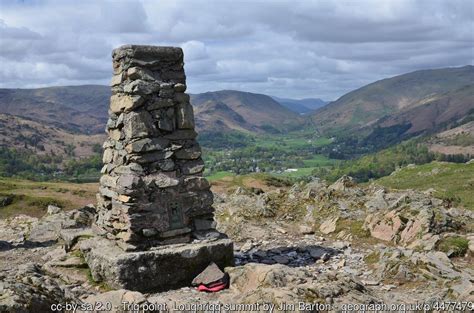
80, 235, 233, 292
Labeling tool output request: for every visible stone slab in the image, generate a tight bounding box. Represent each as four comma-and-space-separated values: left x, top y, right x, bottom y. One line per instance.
80, 237, 234, 292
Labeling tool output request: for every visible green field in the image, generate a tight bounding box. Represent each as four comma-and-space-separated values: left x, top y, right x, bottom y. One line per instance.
375, 161, 474, 210
302, 155, 335, 167
206, 171, 236, 181
0, 178, 97, 219
275, 167, 317, 178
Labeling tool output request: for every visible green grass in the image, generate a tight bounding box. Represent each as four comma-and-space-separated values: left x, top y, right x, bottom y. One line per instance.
205, 171, 235, 181
336, 219, 370, 239
437, 236, 470, 257
0, 193, 72, 219
375, 161, 474, 210
302, 155, 335, 167
364, 251, 381, 265
0, 178, 97, 218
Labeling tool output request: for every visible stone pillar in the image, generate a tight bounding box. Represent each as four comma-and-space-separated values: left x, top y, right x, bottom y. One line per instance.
96, 45, 216, 251
85, 45, 233, 292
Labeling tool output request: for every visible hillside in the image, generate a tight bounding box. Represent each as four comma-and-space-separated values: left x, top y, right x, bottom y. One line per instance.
272, 96, 327, 114
191, 90, 306, 133
0, 113, 104, 157
0, 85, 110, 134
375, 161, 474, 209
193, 101, 256, 133
426, 121, 474, 155
377, 84, 474, 134
312, 65, 474, 135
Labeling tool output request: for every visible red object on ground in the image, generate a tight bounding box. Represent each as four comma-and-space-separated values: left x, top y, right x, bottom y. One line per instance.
197, 281, 228, 292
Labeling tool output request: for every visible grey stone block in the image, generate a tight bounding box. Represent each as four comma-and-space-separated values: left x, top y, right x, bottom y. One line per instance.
81, 237, 234, 292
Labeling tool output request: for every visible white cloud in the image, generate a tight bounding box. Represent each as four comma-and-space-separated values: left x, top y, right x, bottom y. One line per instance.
0, 0, 472, 100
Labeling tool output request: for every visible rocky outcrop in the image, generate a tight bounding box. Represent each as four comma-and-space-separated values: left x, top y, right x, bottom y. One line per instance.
1, 175, 473, 307
225, 263, 378, 305
319, 216, 339, 234
0, 263, 67, 313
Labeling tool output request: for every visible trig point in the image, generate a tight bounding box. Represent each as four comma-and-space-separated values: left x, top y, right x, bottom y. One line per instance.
83, 45, 233, 292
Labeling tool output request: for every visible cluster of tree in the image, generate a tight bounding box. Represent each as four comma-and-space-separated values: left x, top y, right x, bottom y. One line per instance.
0, 147, 101, 182
313, 124, 415, 160
198, 131, 255, 149
0, 148, 62, 179
62, 155, 102, 181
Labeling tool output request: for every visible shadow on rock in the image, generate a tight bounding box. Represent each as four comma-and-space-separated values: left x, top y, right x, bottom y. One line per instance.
0, 239, 56, 251
235, 244, 339, 267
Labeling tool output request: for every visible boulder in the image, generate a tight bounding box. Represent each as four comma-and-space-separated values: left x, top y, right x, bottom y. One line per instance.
365, 189, 388, 211
319, 216, 338, 234
47, 205, 62, 215
0, 263, 67, 313
225, 263, 377, 304
298, 225, 314, 235
364, 211, 404, 242
79, 290, 147, 313
329, 175, 356, 191
191, 262, 226, 286
400, 209, 433, 243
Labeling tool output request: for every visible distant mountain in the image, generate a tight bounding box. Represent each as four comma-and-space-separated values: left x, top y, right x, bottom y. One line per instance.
0, 86, 307, 136
3, 64, 471, 143
191, 90, 306, 133
312, 65, 474, 135
0, 85, 110, 134
376, 84, 474, 135
0, 113, 104, 157
193, 100, 255, 133
272, 96, 327, 114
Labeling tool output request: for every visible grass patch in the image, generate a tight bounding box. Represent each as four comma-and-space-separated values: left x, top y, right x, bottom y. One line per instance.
437, 236, 469, 257
0, 177, 97, 218
336, 219, 370, 239
0, 193, 72, 219
263, 176, 293, 187
205, 171, 235, 181
364, 251, 381, 264
302, 155, 335, 167
375, 162, 474, 210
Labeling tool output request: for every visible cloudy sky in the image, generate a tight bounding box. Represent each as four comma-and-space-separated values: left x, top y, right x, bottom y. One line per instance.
0, 0, 473, 100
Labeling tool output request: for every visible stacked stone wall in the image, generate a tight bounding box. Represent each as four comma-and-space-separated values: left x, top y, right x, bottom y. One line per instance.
96, 45, 215, 250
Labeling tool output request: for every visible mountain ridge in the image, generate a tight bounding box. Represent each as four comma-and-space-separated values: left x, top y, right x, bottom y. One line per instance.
312, 65, 474, 135
190, 90, 306, 133
0, 86, 308, 135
